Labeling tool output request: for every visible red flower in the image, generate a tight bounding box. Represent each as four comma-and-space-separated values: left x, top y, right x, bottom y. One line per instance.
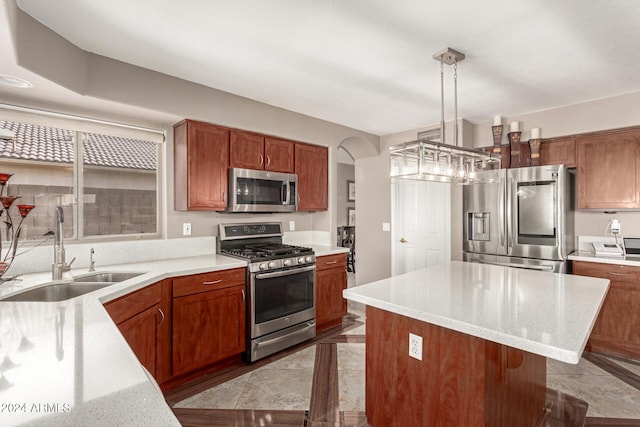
0, 173, 13, 186
0, 196, 20, 209
17, 204, 35, 218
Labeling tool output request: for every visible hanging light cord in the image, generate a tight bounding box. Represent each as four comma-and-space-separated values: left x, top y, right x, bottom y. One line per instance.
439, 55, 445, 144
453, 59, 459, 148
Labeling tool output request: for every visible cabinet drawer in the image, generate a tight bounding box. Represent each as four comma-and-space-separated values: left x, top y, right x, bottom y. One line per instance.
573, 261, 640, 283
105, 282, 162, 324
316, 253, 347, 271
173, 268, 246, 297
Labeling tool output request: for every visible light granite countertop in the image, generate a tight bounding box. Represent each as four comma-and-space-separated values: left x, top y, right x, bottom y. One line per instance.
343, 260, 610, 364
0, 244, 345, 426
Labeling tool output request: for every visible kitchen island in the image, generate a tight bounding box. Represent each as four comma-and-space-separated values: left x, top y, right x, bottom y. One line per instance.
343, 261, 610, 426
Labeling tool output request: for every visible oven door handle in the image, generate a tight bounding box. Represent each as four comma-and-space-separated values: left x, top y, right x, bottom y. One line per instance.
255, 265, 316, 279
255, 322, 316, 349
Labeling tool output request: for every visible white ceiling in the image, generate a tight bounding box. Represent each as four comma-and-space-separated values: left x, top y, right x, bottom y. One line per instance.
7, 0, 640, 136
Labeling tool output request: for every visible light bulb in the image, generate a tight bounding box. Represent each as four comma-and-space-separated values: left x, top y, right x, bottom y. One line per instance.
433, 152, 440, 174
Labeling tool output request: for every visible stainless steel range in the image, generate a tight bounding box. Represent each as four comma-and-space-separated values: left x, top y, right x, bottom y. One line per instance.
217, 222, 316, 362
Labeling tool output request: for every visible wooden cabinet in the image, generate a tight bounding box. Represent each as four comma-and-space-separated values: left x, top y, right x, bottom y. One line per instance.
174, 119, 230, 211
540, 137, 576, 167
573, 261, 640, 359
264, 137, 295, 173
230, 130, 265, 170
104, 280, 171, 382
174, 118, 328, 211
316, 253, 348, 331
230, 130, 294, 173
172, 268, 246, 377
576, 128, 640, 209
295, 143, 328, 211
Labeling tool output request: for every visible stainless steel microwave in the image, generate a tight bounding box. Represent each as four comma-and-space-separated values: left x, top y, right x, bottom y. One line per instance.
227, 168, 297, 212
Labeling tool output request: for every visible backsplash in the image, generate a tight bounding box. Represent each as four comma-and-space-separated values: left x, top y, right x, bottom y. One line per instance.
4, 231, 333, 277
4, 236, 216, 276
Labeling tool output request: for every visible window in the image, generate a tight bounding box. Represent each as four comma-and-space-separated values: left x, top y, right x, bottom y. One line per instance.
0, 119, 160, 242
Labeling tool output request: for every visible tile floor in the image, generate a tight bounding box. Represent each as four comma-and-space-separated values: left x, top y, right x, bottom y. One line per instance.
172, 273, 640, 426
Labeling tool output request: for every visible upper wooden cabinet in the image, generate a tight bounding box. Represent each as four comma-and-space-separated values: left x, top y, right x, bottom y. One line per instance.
264, 137, 295, 173
230, 130, 266, 170
174, 119, 327, 211
174, 120, 229, 211
539, 137, 576, 167
230, 130, 294, 173
295, 143, 328, 211
577, 128, 640, 209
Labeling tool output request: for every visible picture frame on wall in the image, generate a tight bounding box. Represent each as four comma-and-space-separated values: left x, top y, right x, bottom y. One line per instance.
348, 208, 356, 226
347, 180, 356, 201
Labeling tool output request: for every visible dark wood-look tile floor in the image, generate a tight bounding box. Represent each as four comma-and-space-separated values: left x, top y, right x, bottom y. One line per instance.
169, 315, 640, 427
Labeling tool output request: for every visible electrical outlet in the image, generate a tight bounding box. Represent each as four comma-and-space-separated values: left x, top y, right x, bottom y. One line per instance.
289, 220, 295, 231
611, 219, 621, 235
382, 222, 391, 232
183, 222, 192, 236
409, 333, 423, 361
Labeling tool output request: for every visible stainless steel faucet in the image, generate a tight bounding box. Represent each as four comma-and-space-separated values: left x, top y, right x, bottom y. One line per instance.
52, 206, 74, 280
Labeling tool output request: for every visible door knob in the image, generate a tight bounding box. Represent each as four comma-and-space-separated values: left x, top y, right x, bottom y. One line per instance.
400, 237, 407, 243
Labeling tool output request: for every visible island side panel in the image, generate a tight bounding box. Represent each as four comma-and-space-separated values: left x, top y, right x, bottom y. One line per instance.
366, 306, 485, 426
365, 306, 547, 427
484, 343, 547, 426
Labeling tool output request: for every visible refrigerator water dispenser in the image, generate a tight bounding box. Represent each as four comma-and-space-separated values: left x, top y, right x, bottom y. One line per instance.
468, 212, 490, 241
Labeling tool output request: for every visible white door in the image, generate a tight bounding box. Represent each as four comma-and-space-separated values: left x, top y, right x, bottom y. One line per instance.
391, 179, 451, 276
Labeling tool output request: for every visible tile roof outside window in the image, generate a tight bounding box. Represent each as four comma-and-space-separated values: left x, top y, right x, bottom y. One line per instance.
0, 121, 156, 170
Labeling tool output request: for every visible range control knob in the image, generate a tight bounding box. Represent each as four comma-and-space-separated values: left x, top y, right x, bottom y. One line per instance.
268, 261, 276, 269
305, 256, 313, 263
258, 263, 267, 271
298, 257, 306, 264
283, 259, 292, 267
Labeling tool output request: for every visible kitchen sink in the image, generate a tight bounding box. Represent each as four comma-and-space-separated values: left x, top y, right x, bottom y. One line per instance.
0, 282, 113, 302
1, 272, 146, 302
72, 271, 145, 283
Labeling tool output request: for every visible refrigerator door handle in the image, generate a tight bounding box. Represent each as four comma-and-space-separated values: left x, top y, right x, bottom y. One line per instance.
498, 173, 508, 254
490, 261, 555, 272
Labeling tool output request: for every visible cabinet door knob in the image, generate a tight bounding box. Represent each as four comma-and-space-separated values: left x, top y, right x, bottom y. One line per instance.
326, 260, 338, 265
203, 279, 223, 285
259, 154, 264, 166
266, 155, 271, 167
400, 237, 408, 243
158, 308, 165, 325
241, 289, 246, 302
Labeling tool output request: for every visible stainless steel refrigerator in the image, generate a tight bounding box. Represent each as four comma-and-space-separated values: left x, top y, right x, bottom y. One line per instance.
463, 164, 574, 273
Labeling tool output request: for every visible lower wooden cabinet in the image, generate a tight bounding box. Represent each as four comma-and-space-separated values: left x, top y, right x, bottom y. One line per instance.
104, 268, 248, 389
316, 253, 348, 331
171, 268, 246, 377
573, 261, 640, 359
104, 280, 171, 382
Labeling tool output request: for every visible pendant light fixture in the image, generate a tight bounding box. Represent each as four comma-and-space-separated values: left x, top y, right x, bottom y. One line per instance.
390, 48, 500, 183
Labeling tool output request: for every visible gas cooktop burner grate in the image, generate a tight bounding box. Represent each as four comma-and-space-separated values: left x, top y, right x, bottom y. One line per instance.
220, 244, 313, 261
